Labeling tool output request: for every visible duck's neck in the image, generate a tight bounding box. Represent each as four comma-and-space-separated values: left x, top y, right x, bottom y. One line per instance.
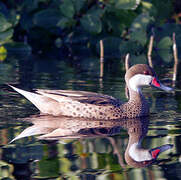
124, 88, 149, 118
124, 118, 152, 166
125, 133, 152, 165
129, 88, 145, 103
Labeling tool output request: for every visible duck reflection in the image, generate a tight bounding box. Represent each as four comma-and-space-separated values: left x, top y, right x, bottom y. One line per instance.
11, 115, 173, 168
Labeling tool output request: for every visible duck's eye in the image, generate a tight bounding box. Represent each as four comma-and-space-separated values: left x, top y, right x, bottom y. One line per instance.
143, 71, 149, 75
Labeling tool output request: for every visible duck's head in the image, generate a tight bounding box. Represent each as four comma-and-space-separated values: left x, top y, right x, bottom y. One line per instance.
125, 64, 173, 93
124, 117, 173, 168
125, 143, 173, 168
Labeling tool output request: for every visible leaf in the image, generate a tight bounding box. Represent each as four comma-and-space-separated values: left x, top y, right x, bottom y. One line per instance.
115, 0, 141, 10
8, 11, 20, 27
157, 37, 172, 50
130, 29, 147, 46
0, 29, 13, 43
128, 13, 152, 46
0, 53, 7, 61
131, 54, 147, 64
154, 24, 181, 58
0, 13, 12, 32
141, 1, 157, 16
0, 46, 7, 61
151, 0, 173, 22
158, 49, 173, 63
87, 6, 105, 17
104, 10, 136, 35
72, 0, 86, 12
64, 30, 89, 44
119, 40, 143, 54
80, 14, 102, 34
60, 0, 75, 18
130, 13, 152, 32
33, 9, 62, 28
57, 17, 75, 29
0, 46, 7, 54
141, 1, 153, 10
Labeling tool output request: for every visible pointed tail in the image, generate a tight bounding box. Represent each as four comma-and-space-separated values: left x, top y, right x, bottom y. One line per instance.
8, 84, 59, 114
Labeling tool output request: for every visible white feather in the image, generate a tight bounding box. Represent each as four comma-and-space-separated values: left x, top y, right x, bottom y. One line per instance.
129, 74, 153, 92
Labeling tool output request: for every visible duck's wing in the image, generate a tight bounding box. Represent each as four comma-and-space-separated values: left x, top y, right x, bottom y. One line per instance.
36, 89, 121, 106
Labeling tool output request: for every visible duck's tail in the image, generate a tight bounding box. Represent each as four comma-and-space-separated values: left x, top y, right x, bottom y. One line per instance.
8, 84, 59, 115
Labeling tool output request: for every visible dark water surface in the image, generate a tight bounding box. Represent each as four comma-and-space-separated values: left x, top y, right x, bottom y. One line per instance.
0, 55, 181, 179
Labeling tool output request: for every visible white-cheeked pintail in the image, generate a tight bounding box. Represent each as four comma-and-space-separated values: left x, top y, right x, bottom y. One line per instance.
8, 64, 172, 120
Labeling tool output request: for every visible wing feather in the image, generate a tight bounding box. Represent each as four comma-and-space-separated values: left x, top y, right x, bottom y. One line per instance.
36, 89, 121, 106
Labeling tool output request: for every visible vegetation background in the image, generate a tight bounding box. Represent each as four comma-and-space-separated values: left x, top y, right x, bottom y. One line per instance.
0, 0, 181, 65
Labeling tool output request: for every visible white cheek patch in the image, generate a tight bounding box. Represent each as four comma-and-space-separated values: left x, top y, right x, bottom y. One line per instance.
129, 143, 153, 162
129, 74, 153, 92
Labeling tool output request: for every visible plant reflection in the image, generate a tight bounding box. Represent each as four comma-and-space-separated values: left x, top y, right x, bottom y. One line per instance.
10, 115, 173, 169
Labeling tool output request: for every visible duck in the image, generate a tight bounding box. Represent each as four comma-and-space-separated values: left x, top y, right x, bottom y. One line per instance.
9, 115, 173, 168
124, 118, 173, 167
8, 64, 172, 120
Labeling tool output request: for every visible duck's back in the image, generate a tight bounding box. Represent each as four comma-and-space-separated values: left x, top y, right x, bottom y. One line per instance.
36, 89, 124, 119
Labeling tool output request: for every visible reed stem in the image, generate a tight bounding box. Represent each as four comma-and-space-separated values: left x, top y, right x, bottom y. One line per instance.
125, 53, 130, 71
172, 32, 178, 87
100, 40, 104, 78
147, 33, 154, 68
125, 53, 130, 99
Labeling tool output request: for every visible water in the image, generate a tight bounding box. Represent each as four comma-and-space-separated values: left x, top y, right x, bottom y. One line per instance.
0, 54, 181, 179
